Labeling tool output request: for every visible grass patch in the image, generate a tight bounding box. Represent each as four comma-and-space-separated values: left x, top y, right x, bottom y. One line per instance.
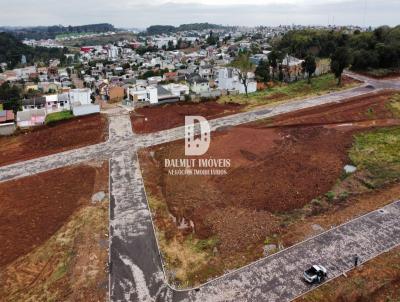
388, 93, 400, 117
147, 194, 221, 287
349, 127, 400, 186
218, 73, 358, 109
45, 110, 74, 125
158, 233, 215, 288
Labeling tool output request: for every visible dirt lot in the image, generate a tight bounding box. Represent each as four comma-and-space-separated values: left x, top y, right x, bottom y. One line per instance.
131, 101, 243, 133
139, 90, 400, 287
296, 245, 400, 302
0, 114, 108, 167
0, 161, 109, 301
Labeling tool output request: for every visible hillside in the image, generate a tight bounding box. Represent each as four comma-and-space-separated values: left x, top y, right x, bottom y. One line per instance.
0, 32, 67, 69
146, 23, 231, 35
0, 23, 116, 40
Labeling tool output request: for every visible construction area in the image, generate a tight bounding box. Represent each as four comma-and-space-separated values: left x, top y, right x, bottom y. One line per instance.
138, 90, 400, 288
130, 74, 359, 134
131, 101, 243, 133
0, 161, 109, 301
0, 114, 108, 167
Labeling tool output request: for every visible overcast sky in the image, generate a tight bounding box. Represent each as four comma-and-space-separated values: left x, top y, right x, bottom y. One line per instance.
0, 0, 399, 28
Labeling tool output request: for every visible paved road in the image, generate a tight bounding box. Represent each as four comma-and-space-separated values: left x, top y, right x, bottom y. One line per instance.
344, 71, 400, 90
1, 74, 400, 302
138, 84, 378, 148
0, 84, 381, 183
109, 148, 400, 302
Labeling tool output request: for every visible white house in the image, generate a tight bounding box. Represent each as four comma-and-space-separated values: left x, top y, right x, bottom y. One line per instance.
45, 93, 70, 114
127, 85, 158, 104
162, 83, 189, 99
188, 77, 210, 94
217, 67, 257, 94
69, 88, 91, 105
199, 64, 214, 79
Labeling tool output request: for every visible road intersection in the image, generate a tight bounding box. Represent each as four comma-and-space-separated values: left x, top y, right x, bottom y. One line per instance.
0, 74, 399, 302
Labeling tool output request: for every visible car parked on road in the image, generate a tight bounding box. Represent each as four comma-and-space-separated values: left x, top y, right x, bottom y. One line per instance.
303, 265, 327, 284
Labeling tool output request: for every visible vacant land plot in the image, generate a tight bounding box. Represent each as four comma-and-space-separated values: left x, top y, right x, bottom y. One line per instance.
131, 101, 243, 133
0, 114, 107, 167
296, 245, 400, 302
139, 91, 400, 287
131, 74, 359, 134
0, 161, 109, 301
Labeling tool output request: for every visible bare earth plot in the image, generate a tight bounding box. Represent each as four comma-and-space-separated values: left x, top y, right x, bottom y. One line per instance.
138, 90, 400, 287
131, 101, 243, 134
0, 113, 107, 167
130, 74, 359, 134
0, 161, 109, 301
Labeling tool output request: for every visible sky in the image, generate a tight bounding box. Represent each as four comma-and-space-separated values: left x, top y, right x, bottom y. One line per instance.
0, 0, 399, 28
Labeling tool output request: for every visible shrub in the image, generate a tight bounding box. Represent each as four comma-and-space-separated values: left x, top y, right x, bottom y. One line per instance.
325, 191, 335, 202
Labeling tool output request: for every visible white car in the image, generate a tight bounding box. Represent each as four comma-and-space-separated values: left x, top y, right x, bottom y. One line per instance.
303, 265, 328, 284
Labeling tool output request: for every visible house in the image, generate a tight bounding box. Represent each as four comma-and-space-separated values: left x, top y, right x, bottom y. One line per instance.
0, 103, 16, 135
147, 76, 163, 85
69, 88, 92, 105
0, 109, 14, 123
69, 88, 99, 116
45, 93, 70, 114
108, 86, 125, 103
38, 82, 61, 93
21, 97, 46, 111
217, 67, 257, 94
250, 53, 269, 66
0, 70, 18, 82
187, 74, 210, 94
199, 64, 213, 79
162, 83, 189, 100
157, 86, 180, 103
127, 85, 158, 104
25, 82, 39, 92
17, 109, 46, 127
281, 55, 304, 82
163, 72, 178, 82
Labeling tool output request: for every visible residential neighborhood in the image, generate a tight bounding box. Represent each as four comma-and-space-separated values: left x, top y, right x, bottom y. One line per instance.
0, 22, 344, 136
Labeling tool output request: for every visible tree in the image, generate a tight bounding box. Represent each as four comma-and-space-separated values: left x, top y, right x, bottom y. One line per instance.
302, 54, 317, 83
167, 40, 175, 50
268, 50, 283, 80
230, 53, 254, 97
330, 47, 351, 86
206, 30, 218, 46
255, 59, 270, 83
0, 82, 21, 113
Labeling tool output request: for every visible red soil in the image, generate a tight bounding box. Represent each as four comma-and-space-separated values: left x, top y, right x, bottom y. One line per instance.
140, 91, 400, 258
0, 114, 108, 167
131, 101, 243, 133
0, 163, 108, 268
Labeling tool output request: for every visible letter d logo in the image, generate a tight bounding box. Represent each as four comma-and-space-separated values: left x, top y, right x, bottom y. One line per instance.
185, 116, 210, 156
